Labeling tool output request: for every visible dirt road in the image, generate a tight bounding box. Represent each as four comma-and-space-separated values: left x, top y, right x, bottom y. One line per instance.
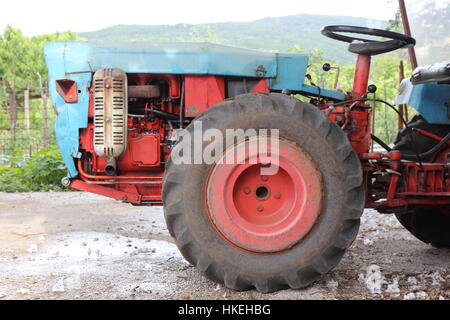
0, 192, 448, 300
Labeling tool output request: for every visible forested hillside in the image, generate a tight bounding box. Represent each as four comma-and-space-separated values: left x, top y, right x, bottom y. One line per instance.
79, 2, 450, 65
79, 14, 387, 64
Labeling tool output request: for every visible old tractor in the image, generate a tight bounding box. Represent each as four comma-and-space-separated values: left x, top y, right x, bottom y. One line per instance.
44, 25, 450, 292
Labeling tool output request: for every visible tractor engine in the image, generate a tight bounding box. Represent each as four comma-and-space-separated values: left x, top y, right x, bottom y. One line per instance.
78, 71, 187, 205
74, 69, 250, 205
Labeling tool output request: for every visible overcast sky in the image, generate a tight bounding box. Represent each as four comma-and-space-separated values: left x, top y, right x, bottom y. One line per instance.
1, 0, 403, 36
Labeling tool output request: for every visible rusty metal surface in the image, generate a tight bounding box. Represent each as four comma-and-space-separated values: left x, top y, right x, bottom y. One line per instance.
128, 85, 161, 98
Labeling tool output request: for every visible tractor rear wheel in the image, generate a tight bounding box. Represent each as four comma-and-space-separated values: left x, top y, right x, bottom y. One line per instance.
395, 207, 450, 248
162, 93, 365, 292
394, 115, 450, 248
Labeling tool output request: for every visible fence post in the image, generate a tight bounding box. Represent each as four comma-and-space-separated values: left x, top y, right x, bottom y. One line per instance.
43, 93, 49, 148
8, 89, 18, 147
24, 88, 30, 137
37, 73, 50, 148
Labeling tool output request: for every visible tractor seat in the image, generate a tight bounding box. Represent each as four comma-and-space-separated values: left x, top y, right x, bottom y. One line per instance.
411, 60, 450, 85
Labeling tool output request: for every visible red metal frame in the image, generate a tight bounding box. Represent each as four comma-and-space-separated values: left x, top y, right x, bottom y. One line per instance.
325, 105, 371, 154
415, 128, 450, 145
70, 179, 142, 204
343, 54, 448, 210
362, 149, 450, 210
184, 75, 225, 117
352, 55, 371, 98
55, 79, 78, 103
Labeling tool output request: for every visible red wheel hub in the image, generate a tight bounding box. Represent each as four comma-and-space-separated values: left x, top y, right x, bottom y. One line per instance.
206, 137, 323, 253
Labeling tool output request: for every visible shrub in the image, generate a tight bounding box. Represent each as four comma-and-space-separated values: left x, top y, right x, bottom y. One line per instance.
0, 146, 68, 192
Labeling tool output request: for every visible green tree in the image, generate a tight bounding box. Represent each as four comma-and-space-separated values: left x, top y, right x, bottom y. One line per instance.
0, 26, 79, 152
0, 26, 34, 143
386, 8, 403, 33
190, 25, 220, 43
31, 30, 79, 85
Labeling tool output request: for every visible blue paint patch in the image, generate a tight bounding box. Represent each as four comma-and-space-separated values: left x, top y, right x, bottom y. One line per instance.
396, 79, 450, 125
44, 43, 91, 177
47, 41, 280, 77
299, 84, 346, 101
269, 53, 307, 90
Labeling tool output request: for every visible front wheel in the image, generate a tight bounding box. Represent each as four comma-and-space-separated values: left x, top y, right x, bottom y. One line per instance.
162, 93, 365, 292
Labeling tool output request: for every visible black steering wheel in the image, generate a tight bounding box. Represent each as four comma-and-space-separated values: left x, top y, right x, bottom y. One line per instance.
321, 25, 416, 56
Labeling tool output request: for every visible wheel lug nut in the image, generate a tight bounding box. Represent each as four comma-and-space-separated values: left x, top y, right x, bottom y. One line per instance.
256, 204, 264, 212
244, 187, 251, 194
274, 192, 281, 199
261, 176, 268, 182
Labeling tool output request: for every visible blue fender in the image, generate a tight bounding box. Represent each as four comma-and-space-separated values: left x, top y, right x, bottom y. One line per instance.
396, 79, 450, 125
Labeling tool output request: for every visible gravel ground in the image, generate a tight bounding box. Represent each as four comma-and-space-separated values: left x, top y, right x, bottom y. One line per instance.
0, 192, 448, 300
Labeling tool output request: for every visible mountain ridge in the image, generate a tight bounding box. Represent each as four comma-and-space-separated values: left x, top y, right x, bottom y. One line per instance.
79, 13, 388, 64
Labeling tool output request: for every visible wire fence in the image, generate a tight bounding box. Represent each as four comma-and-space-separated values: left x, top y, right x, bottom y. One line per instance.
0, 88, 56, 162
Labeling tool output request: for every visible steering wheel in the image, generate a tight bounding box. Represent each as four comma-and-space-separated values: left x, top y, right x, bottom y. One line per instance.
321, 25, 416, 56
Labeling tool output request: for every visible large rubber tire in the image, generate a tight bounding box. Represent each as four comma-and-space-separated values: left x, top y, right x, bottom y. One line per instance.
394, 115, 450, 248
162, 93, 365, 292
395, 207, 450, 248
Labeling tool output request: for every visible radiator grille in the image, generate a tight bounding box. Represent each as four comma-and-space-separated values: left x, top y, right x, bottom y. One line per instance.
93, 68, 128, 159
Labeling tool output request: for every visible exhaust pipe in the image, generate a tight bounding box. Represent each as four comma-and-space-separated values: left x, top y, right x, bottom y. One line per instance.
105, 158, 117, 176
